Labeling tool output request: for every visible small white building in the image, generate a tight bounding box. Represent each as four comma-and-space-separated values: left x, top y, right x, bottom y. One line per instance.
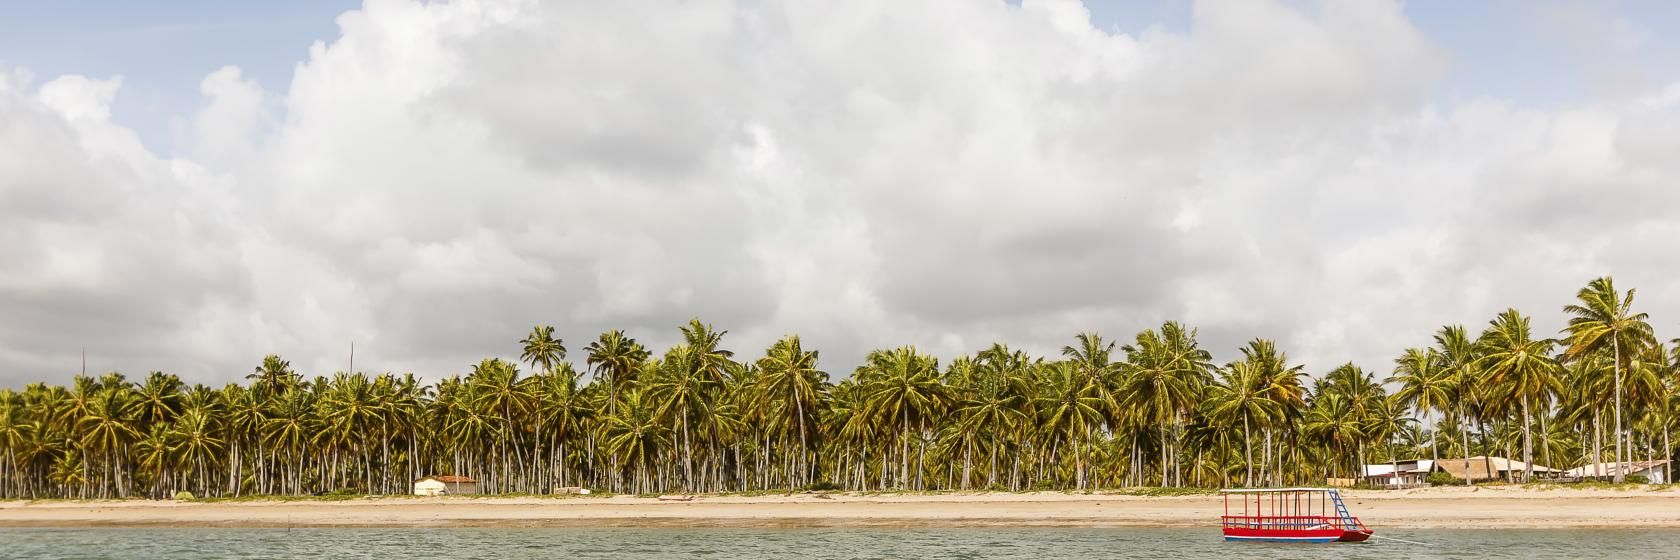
1564, 461, 1670, 484
414, 475, 479, 496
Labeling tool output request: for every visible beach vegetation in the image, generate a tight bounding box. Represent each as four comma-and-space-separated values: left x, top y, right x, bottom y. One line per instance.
0, 277, 1676, 499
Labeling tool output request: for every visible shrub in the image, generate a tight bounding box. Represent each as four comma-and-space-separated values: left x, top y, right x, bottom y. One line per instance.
1628, 474, 1650, 485
1123, 486, 1219, 497
1427, 472, 1456, 486
1028, 480, 1061, 491
805, 481, 842, 492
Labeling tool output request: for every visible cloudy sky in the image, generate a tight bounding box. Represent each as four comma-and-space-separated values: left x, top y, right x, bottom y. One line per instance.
2, 0, 1678, 387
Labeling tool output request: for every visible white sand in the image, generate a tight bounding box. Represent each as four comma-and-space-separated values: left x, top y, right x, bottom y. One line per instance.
3, 486, 1678, 528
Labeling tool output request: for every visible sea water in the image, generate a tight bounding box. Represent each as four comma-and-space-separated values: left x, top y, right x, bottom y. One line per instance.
0, 527, 1671, 559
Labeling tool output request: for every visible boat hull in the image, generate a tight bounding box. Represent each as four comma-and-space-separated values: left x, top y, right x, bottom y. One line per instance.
1223, 528, 1372, 543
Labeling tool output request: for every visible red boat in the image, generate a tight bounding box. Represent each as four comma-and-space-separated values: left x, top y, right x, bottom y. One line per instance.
1220, 488, 1372, 543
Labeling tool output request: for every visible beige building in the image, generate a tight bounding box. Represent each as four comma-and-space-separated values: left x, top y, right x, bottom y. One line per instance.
1434, 456, 1556, 482
413, 475, 479, 496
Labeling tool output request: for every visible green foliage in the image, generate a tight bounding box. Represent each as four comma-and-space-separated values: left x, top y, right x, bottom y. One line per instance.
1111, 486, 1219, 497
1028, 479, 1062, 491
0, 277, 1675, 501
1427, 472, 1456, 486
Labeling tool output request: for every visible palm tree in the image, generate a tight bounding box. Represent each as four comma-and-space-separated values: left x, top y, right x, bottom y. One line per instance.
1562, 276, 1656, 482
76, 389, 138, 498
134, 372, 182, 434
168, 409, 224, 495
248, 355, 297, 400
219, 384, 265, 496
601, 388, 669, 494
681, 318, 734, 385
1364, 394, 1415, 484
1206, 359, 1280, 487
533, 364, 589, 489
1302, 392, 1365, 479
1390, 347, 1452, 467
1477, 309, 1562, 481
859, 346, 944, 490
1435, 325, 1481, 485
510, 324, 564, 491
519, 325, 566, 375
756, 335, 829, 489
1121, 322, 1213, 487
1036, 361, 1108, 489
585, 330, 650, 414
648, 345, 708, 489
469, 359, 529, 493
953, 345, 1031, 490
1241, 339, 1305, 486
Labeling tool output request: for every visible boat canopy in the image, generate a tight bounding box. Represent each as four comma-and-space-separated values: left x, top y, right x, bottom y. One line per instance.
1218, 487, 1339, 493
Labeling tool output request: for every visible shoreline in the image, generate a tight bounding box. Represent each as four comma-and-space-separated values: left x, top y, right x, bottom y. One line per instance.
5, 487, 1680, 529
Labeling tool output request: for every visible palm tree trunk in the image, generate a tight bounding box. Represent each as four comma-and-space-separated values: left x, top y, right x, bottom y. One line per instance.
1645, 432, 1654, 480
1073, 435, 1085, 490
1242, 415, 1253, 487
1480, 421, 1495, 483
1156, 423, 1169, 488
682, 413, 693, 491
1503, 429, 1515, 484
1594, 408, 1603, 478
1390, 429, 1399, 488
1355, 445, 1364, 483
900, 406, 910, 490
916, 434, 926, 491
1522, 395, 1533, 482
1614, 335, 1625, 483
1172, 420, 1182, 487
1460, 404, 1472, 486
962, 438, 973, 490
987, 438, 999, 489
1540, 409, 1553, 477
1430, 408, 1440, 471
1665, 428, 1671, 485
796, 394, 809, 488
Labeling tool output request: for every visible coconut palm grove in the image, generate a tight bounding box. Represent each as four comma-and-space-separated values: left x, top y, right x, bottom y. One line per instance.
1, 276, 1674, 499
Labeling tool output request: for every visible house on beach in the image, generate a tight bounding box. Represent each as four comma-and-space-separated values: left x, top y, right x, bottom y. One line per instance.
1362, 459, 1434, 487
1433, 456, 1557, 483
414, 475, 479, 496
1564, 460, 1670, 484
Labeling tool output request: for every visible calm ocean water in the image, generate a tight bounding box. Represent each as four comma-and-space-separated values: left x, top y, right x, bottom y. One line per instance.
0, 527, 1671, 559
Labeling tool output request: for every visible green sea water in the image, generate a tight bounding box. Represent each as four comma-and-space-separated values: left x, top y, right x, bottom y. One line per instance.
0, 527, 1670, 559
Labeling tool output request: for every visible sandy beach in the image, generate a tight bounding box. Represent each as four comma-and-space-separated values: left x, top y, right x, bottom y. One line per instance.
3, 486, 1679, 529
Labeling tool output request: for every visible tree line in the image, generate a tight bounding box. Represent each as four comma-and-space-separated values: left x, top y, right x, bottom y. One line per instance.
0, 276, 1675, 499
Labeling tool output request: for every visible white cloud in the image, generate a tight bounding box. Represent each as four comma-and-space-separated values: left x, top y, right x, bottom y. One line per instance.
2, 0, 1678, 385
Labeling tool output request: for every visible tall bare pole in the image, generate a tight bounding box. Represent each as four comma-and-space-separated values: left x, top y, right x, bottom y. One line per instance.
348, 341, 356, 374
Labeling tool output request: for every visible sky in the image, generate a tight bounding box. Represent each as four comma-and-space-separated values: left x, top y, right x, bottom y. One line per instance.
1, 0, 1678, 387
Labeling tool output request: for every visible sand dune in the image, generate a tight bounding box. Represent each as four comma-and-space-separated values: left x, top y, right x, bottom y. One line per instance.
3, 486, 1679, 528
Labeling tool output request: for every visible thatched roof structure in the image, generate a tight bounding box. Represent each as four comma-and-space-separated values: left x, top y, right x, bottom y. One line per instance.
1434, 456, 1555, 481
